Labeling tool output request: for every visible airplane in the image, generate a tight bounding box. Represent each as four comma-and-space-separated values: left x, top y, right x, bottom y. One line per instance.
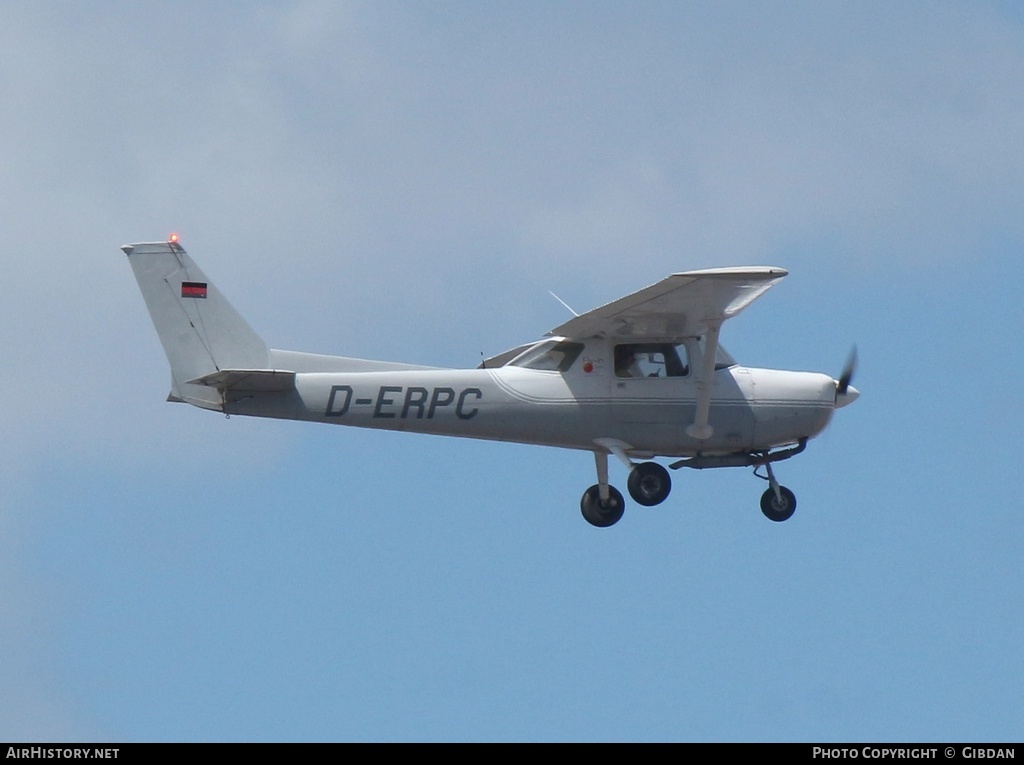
122, 237, 859, 528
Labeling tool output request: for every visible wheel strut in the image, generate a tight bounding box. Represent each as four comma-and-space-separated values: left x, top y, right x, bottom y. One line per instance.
594, 450, 610, 503
763, 461, 783, 505
755, 459, 797, 522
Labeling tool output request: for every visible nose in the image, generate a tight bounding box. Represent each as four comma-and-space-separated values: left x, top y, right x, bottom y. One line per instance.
835, 384, 860, 408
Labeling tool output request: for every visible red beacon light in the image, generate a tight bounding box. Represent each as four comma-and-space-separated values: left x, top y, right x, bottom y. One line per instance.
168, 233, 180, 244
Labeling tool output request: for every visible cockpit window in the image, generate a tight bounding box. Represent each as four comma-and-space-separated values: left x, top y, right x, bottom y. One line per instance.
614, 343, 689, 378
508, 340, 585, 372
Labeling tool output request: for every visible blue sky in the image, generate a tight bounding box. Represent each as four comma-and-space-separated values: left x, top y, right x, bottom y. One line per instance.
1, 1, 1021, 742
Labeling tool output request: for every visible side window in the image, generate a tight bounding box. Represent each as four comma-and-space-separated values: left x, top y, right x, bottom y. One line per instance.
614, 344, 689, 378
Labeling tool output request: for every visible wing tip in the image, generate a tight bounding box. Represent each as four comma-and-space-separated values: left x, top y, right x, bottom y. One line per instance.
673, 266, 788, 279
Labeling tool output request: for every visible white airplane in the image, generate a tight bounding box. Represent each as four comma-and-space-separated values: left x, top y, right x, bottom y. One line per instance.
123, 238, 858, 527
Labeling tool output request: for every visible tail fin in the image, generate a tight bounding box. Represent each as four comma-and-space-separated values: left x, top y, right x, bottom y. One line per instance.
122, 240, 271, 409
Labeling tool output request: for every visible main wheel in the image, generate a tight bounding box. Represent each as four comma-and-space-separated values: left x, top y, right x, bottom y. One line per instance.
760, 486, 797, 522
627, 462, 672, 506
580, 485, 625, 527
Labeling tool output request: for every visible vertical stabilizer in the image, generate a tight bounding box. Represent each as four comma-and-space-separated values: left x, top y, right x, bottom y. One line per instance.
122, 240, 270, 409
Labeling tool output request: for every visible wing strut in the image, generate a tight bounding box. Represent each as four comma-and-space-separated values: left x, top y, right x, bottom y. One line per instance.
685, 323, 721, 440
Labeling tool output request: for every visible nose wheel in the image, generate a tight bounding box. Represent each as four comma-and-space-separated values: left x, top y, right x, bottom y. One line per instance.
755, 461, 797, 522
760, 485, 796, 522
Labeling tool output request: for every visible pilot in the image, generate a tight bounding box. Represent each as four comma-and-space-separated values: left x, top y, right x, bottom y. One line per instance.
615, 346, 644, 378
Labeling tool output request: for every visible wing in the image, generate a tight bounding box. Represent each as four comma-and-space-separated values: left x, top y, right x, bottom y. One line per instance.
547, 266, 788, 341
549, 266, 787, 441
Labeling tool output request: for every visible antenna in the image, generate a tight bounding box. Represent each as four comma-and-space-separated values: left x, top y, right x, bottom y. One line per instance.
548, 290, 579, 317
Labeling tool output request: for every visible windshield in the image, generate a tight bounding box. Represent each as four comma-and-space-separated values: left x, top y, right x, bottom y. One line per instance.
508, 340, 584, 372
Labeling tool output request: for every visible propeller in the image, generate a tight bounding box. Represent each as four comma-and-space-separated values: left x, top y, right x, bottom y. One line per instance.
835, 346, 859, 408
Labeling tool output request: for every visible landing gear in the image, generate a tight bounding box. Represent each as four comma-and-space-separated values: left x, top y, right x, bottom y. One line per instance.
760, 486, 796, 522
581, 449, 627, 527
755, 460, 796, 522
578, 443, 803, 525
580, 485, 625, 527
627, 461, 671, 506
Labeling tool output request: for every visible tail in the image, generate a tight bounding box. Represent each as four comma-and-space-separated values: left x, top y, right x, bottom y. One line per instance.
122, 240, 271, 410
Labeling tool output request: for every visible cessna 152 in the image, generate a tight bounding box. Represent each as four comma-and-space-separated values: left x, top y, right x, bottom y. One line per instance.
123, 238, 858, 527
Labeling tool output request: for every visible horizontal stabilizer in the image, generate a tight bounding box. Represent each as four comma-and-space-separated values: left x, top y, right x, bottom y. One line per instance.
187, 369, 297, 392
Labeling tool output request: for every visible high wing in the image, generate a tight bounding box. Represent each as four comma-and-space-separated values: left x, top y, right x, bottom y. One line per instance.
547, 266, 788, 341
550, 266, 787, 440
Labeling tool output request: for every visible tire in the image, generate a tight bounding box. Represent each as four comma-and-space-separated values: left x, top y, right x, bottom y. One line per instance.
627, 462, 672, 506
580, 485, 625, 527
760, 486, 797, 522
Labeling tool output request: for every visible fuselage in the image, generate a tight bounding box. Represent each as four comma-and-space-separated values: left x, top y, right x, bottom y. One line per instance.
221, 337, 837, 459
